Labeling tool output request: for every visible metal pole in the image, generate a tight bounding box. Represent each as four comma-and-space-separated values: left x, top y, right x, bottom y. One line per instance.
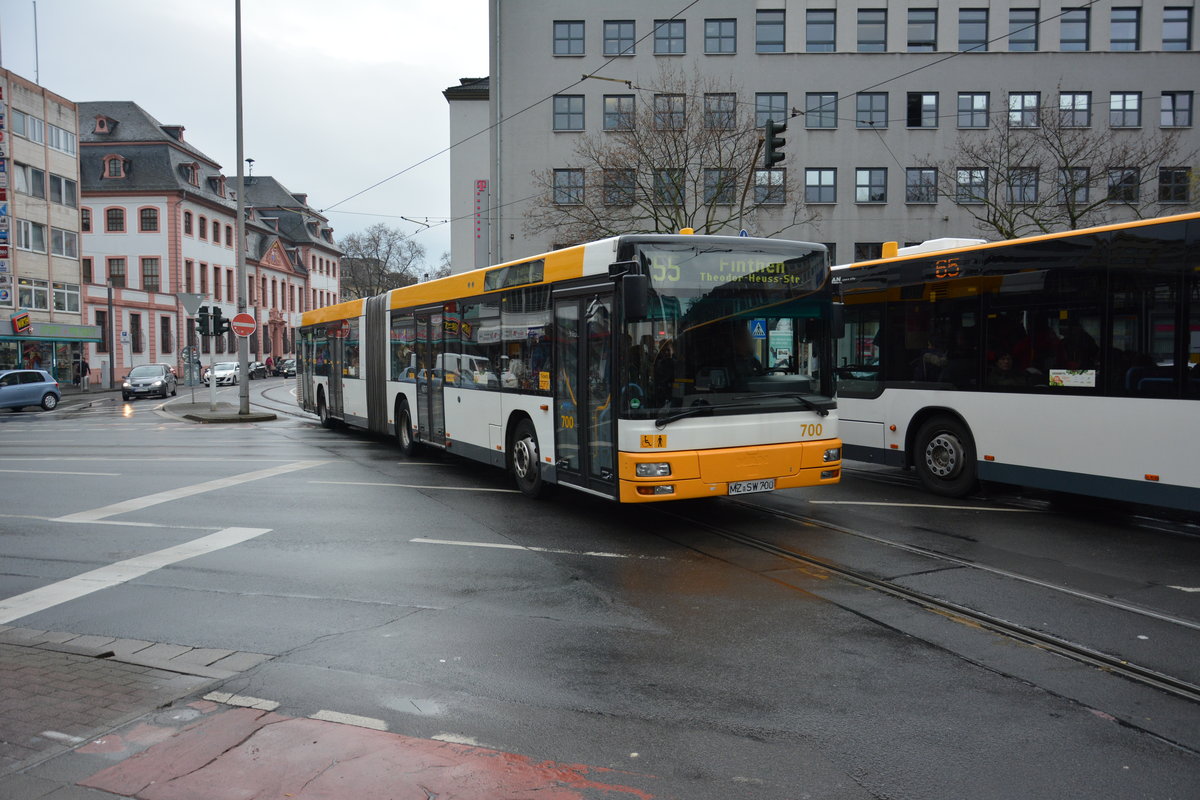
234, 0, 250, 415
106, 284, 115, 390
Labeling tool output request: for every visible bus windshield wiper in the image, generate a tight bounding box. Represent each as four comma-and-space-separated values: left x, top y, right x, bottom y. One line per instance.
733, 392, 830, 417
655, 402, 717, 428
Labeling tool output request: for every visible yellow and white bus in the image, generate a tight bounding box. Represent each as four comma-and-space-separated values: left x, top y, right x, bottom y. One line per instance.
833, 212, 1200, 512
298, 233, 843, 502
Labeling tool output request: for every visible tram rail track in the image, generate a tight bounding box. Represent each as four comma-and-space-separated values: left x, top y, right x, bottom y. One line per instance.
655, 502, 1200, 708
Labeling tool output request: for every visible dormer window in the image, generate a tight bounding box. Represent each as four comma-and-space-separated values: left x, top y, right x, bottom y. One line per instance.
182, 162, 200, 186
103, 155, 126, 178
93, 115, 117, 134
209, 176, 227, 197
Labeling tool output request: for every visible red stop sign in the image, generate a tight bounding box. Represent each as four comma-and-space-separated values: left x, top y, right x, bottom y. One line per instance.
230, 312, 257, 337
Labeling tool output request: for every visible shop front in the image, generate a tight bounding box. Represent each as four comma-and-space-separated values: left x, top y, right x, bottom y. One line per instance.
2, 315, 104, 386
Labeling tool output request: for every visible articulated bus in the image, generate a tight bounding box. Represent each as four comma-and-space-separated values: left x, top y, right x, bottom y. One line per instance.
833, 211, 1200, 512
297, 233, 843, 502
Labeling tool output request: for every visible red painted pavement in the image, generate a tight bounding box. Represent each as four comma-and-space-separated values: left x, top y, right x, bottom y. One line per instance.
80, 706, 657, 800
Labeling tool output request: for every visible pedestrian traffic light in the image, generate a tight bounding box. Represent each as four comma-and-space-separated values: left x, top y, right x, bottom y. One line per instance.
197, 306, 211, 336
763, 119, 787, 169
211, 307, 230, 336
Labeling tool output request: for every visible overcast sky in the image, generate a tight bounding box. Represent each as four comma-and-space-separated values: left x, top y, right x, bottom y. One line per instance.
0, 0, 489, 264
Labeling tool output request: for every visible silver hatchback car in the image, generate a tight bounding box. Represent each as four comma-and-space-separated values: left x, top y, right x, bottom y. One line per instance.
0, 369, 61, 411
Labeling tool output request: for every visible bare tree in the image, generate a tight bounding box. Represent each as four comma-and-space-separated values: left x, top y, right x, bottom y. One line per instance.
338, 223, 426, 299
524, 68, 815, 245
922, 95, 1197, 239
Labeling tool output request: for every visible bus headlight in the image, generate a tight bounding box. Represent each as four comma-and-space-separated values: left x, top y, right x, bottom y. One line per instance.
636, 462, 672, 477
823, 447, 841, 462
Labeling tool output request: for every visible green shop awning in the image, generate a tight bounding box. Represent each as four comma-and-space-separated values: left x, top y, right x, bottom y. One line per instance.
1, 321, 104, 343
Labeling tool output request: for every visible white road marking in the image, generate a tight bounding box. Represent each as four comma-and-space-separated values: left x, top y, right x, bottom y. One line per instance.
411, 537, 642, 559
54, 460, 326, 523
809, 500, 1038, 512
311, 710, 388, 731
40, 731, 85, 745
0, 513, 217, 530
1169, 586, 1200, 593
204, 692, 281, 710
0, 526, 272, 624
433, 733, 491, 747
312, 480, 519, 494
0, 468, 120, 476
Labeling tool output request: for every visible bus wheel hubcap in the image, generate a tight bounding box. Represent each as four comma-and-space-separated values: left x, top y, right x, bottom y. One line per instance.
925, 434, 960, 478
515, 437, 536, 478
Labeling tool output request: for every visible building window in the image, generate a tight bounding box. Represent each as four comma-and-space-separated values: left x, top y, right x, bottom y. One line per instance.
140, 207, 159, 232
51, 228, 78, 258
185, 260, 194, 293
603, 169, 636, 205
106, 208, 126, 232
18, 278, 50, 310
908, 9, 937, 51
1008, 92, 1040, 128
1009, 9, 1039, 51
654, 19, 685, 54
1163, 8, 1192, 50
11, 109, 45, 143
199, 215, 208, 239
704, 93, 736, 129
856, 93, 888, 128
704, 169, 736, 204
654, 169, 684, 206
16, 220, 47, 253
858, 9, 887, 51
603, 95, 634, 131
161, 316, 174, 354
957, 168, 987, 203
553, 169, 584, 205
142, 258, 161, 292
604, 20, 635, 56
906, 168, 938, 202
49, 174, 77, 207
1060, 8, 1090, 51
96, 310, 109, 353
1110, 92, 1141, 127
47, 123, 76, 155
855, 168, 887, 203
53, 282, 80, 313
806, 93, 838, 128
756, 93, 788, 127
960, 91, 988, 126
1008, 168, 1039, 203
108, 258, 127, 288
654, 94, 686, 130
183, 211, 193, 235
552, 95, 584, 131
705, 18, 736, 53
228, 271, 235, 303
1161, 92, 1193, 127
130, 313, 143, 354
1058, 167, 1090, 204
212, 219, 220, 240
854, 243, 884, 261
1107, 168, 1139, 203
805, 168, 837, 203
807, 9, 835, 52
14, 163, 46, 198
226, 225, 234, 245
104, 156, 124, 178
1060, 92, 1091, 127
1159, 167, 1191, 203
756, 10, 785, 52
959, 8, 988, 52
83, 257, 94, 284
553, 20, 584, 55
907, 93, 938, 128
81, 208, 92, 233
1110, 7, 1141, 50
755, 169, 786, 204
200, 264, 208, 294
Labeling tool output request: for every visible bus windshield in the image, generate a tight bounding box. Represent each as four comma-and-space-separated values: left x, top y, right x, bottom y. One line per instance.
621, 241, 834, 419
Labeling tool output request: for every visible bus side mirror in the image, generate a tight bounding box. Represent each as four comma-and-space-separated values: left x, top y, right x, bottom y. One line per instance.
622, 274, 649, 321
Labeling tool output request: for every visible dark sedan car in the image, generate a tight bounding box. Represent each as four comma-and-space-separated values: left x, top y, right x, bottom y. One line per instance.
248, 361, 268, 379
0, 369, 61, 411
279, 358, 296, 377
122, 364, 177, 401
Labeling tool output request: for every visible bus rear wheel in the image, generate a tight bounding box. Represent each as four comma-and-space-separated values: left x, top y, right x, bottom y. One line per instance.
397, 404, 419, 457
510, 418, 548, 498
318, 392, 333, 428
913, 416, 978, 497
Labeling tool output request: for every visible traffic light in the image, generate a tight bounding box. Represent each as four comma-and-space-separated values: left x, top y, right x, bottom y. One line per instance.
211, 306, 230, 336
197, 306, 211, 336
763, 119, 787, 169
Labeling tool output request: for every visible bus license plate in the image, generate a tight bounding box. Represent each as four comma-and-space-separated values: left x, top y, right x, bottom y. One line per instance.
728, 478, 775, 495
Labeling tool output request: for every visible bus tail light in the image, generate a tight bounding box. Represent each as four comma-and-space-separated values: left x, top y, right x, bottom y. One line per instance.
636, 462, 672, 477
637, 485, 675, 496
1145, 474, 1160, 482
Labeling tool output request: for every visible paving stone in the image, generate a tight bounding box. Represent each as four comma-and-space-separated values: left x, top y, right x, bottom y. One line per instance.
0, 771, 59, 800
0, 629, 48, 645
169, 648, 234, 667
127, 644, 189, 662
107, 640, 153, 659
207, 651, 272, 672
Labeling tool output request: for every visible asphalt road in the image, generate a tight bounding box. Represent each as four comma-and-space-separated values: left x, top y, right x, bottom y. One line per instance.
1, 379, 1198, 799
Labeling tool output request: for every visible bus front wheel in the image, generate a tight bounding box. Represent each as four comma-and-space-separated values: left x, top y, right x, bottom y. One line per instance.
318, 392, 333, 428
397, 404, 419, 457
913, 416, 978, 497
510, 418, 548, 498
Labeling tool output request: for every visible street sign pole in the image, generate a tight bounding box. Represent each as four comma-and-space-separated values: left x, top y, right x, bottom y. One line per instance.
234, 0, 251, 416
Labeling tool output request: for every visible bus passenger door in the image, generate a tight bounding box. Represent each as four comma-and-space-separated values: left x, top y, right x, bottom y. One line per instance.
328, 322, 344, 419
415, 310, 445, 444
553, 291, 616, 497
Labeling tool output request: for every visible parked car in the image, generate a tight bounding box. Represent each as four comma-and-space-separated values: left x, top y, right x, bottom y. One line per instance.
153, 362, 179, 379
205, 361, 240, 386
0, 368, 61, 411
279, 358, 296, 377
122, 364, 178, 401
248, 361, 268, 379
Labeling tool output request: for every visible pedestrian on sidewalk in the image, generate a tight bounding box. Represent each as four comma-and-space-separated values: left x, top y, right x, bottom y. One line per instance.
79, 358, 91, 392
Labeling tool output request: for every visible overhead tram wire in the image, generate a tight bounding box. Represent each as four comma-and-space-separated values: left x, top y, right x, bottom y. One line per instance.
321, 0, 703, 215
